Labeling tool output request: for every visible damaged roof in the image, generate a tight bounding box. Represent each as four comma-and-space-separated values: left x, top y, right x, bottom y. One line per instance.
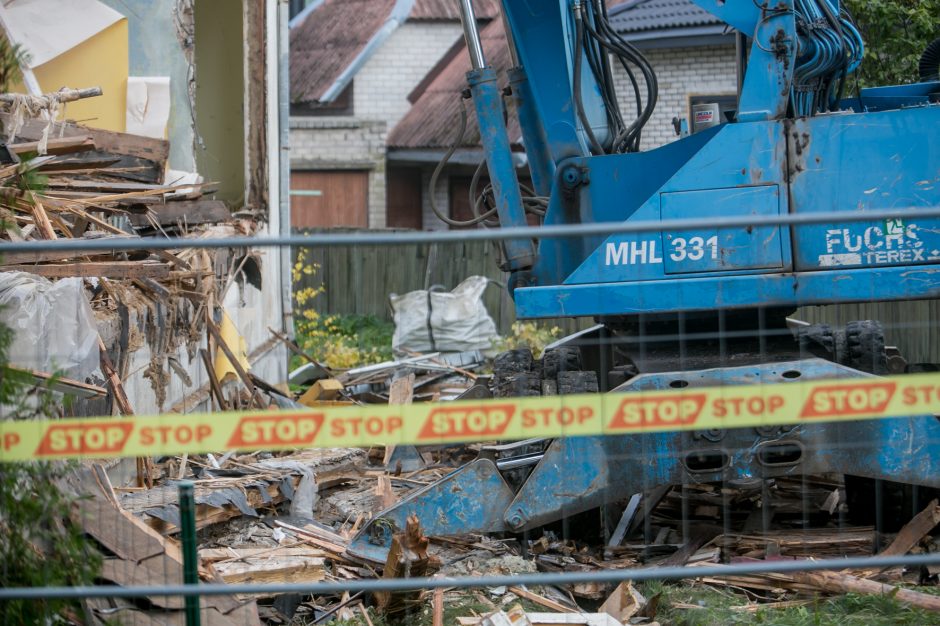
290, 0, 400, 104
410, 0, 500, 21
388, 18, 519, 151
389, 1, 633, 151
290, 0, 500, 105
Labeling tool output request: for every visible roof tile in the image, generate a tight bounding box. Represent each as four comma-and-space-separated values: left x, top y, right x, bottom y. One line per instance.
609, 0, 719, 33
290, 0, 395, 104
409, 0, 500, 21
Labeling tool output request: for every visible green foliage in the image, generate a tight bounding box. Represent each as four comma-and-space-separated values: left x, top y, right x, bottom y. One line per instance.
492, 321, 562, 358
293, 314, 395, 370
640, 580, 940, 625
0, 281, 101, 622
292, 250, 395, 369
844, 0, 940, 86
9, 161, 49, 194
0, 464, 102, 624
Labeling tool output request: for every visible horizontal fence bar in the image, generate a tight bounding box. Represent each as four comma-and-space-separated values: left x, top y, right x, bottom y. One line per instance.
2, 553, 939, 600
1, 206, 938, 253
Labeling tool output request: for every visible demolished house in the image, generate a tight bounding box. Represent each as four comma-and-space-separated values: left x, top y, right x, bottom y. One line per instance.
0, 1, 293, 622
3, 2, 940, 626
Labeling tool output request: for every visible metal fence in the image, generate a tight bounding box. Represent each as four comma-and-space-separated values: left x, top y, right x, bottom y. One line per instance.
3, 213, 940, 626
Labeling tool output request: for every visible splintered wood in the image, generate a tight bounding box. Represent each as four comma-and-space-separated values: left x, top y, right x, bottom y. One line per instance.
375, 514, 437, 615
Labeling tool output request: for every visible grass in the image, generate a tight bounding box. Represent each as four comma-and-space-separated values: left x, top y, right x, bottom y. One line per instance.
291, 582, 940, 625
639, 580, 940, 625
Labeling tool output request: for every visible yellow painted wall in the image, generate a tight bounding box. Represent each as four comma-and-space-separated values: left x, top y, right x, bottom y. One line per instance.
31, 19, 129, 132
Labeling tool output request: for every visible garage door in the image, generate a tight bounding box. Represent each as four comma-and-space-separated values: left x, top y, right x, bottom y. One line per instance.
291, 170, 368, 228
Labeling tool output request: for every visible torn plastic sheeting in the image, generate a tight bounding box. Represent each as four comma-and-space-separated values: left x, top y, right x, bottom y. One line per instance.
390, 275, 498, 353
0, 271, 100, 380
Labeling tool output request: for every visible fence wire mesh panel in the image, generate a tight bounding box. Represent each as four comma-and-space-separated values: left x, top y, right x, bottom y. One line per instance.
2, 216, 940, 626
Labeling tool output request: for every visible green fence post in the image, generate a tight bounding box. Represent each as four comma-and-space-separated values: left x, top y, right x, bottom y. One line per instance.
178, 480, 201, 626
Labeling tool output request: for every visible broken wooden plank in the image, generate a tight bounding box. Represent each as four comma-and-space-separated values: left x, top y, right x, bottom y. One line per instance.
8, 136, 96, 156
10, 366, 106, 398
100, 557, 185, 609
129, 200, 231, 227
383, 373, 416, 467
199, 546, 325, 563
200, 348, 228, 411
274, 520, 348, 553
98, 336, 134, 416
212, 554, 325, 585
790, 569, 940, 611
432, 588, 444, 626
508, 586, 576, 613
0, 261, 169, 279
28, 194, 58, 240
879, 499, 940, 557
74, 498, 165, 563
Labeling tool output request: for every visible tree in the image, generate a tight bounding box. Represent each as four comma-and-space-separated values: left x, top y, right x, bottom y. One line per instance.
0, 263, 101, 622
844, 0, 940, 86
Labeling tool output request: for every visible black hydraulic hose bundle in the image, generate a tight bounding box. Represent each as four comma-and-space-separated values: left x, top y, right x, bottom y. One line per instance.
573, 0, 658, 154
429, 0, 659, 228
920, 38, 940, 82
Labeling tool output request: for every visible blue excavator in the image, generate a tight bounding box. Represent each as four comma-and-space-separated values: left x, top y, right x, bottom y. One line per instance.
349, 0, 940, 562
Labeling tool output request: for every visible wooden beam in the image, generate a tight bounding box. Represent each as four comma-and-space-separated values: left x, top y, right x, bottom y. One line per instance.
200, 348, 228, 411
790, 569, 940, 612
29, 195, 58, 240
8, 136, 96, 156
383, 374, 415, 466
880, 499, 940, 557
0, 261, 169, 279
9, 367, 107, 398
129, 200, 231, 227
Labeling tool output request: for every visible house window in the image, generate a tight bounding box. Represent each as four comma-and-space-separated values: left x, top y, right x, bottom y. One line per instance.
291, 83, 354, 117
688, 94, 738, 125
289, 0, 311, 19
291, 170, 369, 229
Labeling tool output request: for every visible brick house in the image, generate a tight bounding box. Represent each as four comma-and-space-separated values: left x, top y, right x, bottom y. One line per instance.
289, 0, 735, 231
288, 0, 498, 229
386, 0, 735, 231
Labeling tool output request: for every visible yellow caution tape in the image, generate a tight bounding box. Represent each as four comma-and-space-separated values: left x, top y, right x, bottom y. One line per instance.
2, 372, 940, 462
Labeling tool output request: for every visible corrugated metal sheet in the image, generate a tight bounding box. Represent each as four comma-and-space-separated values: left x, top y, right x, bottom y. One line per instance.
290, 0, 395, 103
609, 0, 719, 33
388, 18, 520, 149
410, 0, 499, 21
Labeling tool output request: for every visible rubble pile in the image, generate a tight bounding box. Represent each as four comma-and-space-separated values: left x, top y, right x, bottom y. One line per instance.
72, 340, 940, 624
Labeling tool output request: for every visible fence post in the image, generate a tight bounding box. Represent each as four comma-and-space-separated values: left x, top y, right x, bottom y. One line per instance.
178, 480, 201, 626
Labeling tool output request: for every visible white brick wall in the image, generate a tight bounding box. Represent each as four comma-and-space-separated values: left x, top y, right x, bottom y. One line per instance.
611, 44, 737, 150
355, 22, 464, 129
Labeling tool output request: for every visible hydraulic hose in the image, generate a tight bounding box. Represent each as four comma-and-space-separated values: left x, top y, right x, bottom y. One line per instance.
920, 38, 940, 82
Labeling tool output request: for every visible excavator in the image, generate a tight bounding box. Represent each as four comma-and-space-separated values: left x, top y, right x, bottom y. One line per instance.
348, 0, 940, 562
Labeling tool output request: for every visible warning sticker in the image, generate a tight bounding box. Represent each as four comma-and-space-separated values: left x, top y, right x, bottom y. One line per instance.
1, 373, 939, 462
